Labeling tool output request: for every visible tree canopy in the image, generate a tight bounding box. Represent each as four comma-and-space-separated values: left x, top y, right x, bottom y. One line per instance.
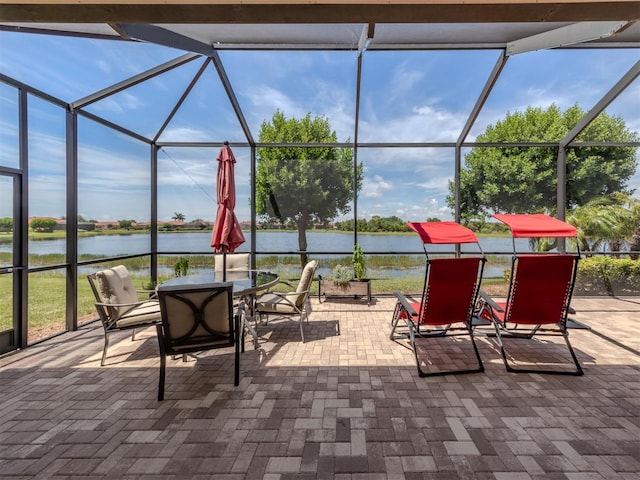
448, 104, 638, 221
567, 193, 640, 255
256, 110, 362, 265
30, 218, 57, 233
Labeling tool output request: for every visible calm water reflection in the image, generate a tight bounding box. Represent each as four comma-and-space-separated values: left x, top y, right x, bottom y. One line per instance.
10, 231, 527, 256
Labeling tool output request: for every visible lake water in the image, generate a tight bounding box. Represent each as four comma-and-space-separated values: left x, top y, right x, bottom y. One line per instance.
12, 231, 527, 256
3, 231, 529, 278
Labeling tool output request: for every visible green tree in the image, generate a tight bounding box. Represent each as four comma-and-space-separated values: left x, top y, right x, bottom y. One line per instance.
30, 218, 58, 233
118, 219, 133, 230
0, 217, 12, 232
566, 194, 640, 256
448, 104, 637, 221
256, 110, 362, 266
172, 212, 185, 222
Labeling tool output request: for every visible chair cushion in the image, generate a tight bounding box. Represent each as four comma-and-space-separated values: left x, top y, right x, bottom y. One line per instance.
96, 265, 139, 320
292, 260, 317, 306
115, 301, 161, 328
214, 253, 249, 271
256, 292, 301, 314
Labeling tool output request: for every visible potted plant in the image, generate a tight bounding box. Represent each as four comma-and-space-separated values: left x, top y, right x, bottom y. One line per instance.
318, 244, 371, 304
330, 264, 353, 286
353, 243, 367, 280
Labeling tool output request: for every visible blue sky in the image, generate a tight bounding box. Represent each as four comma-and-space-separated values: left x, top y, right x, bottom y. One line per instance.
0, 30, 638, 224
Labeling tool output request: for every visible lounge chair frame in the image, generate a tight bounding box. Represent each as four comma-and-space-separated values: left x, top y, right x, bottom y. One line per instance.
391, 222, 486, 377
479, 214, 584, 376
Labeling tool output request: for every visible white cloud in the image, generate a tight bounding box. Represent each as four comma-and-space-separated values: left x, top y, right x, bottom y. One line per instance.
160, 126, 215, 143
389, 63, 424, 102
362, 174, 393, 198
359, 103, 467, 143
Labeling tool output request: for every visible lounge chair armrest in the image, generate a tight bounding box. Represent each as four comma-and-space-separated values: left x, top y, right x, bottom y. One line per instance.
267, 290, 305, 308
271, 287, 310, 295
477, 290, 504, 312
137, 288, 158, 298
94, 299, 156, 308
392, 291, 418, 317
268, 280, 296, 292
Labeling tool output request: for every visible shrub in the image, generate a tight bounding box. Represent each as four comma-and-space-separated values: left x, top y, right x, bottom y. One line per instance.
174, 257, 190, 277
577, 257, 640, 295
352, 243, 367, 280
330, 264, 353, 285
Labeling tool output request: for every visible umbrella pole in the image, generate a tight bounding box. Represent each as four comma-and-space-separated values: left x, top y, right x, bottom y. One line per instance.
223, 248, 227, 282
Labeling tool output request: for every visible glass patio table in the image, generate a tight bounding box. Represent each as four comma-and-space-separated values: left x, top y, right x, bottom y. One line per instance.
158, 270, 280, 348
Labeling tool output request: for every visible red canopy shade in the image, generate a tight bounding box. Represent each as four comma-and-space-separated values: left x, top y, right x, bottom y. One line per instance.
493, 213, 577, 238
407, 221, 479, 244
211, 145, 245, 253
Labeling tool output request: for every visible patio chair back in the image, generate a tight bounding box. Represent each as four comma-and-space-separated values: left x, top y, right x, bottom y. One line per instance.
504, 254, 578, 326
418, 257, 484, 327
214, 253, 250, 272
156, 282, 241, 400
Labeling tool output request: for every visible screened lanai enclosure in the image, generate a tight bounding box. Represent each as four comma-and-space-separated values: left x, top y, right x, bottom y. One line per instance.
0, 1, 639, 353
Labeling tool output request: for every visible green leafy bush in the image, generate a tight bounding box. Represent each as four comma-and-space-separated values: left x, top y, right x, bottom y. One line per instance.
352, 243, 367, 280
174, 257, 190, 277
330, 264, 353, 285
577, 257, 640, 295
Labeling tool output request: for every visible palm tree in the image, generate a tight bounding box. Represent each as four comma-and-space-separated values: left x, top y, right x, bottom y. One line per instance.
617, 194, 640, 260
171, 212, 185, 222
566, 195, 637, 256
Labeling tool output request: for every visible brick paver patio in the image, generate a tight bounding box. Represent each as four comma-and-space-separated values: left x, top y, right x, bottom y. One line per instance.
1, 295, 639, 479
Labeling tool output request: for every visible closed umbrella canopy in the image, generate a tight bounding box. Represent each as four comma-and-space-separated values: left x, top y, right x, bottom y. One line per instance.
211, 144, 245, 253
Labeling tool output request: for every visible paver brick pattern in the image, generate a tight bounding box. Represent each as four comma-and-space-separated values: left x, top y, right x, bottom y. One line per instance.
0, 295, 639, 479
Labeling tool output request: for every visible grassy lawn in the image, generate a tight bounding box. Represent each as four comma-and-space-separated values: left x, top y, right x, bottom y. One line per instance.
0, 267, 509, 343
0, 250, 513, 344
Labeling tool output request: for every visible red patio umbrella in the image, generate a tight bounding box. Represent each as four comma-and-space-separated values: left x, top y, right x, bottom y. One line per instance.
211, 143, 245, 276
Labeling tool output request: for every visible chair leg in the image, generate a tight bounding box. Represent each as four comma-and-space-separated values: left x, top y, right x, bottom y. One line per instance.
243, 315, 259, 350
158, 354, 166, 401
390, 302, 403, 339
157, 324, 166, 401
467, 326, 485, 373
299, 314, 305, 343
412, 325, 484, 377
492, 321, 583, 375
234, 313, 241, 386
100, 331, 110, 367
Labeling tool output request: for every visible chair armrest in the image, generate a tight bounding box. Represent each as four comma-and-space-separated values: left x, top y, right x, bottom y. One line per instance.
265, 290, 305, 307
137, 288, 158, 299
94, 299, 157, 308
477, 290, 504, 312
267, 280, 296, 292
392, 291, 418, 317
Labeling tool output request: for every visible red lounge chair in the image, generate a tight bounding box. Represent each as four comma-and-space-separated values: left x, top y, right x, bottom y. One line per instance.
478, 213, 583, 375
391, 222, 486, 377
